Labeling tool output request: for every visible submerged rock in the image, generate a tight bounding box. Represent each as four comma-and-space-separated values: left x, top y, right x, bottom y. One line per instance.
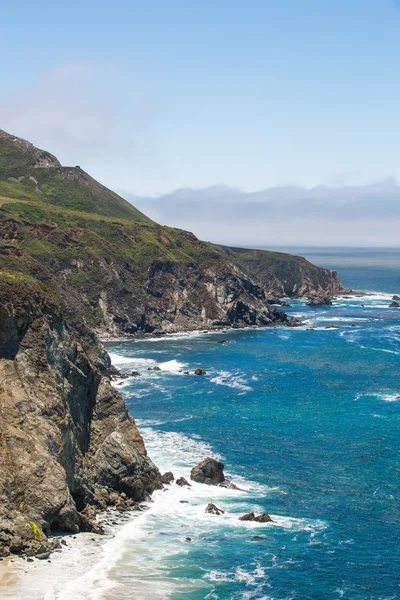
190, 457, 225, 485
254, 512, 273, 522
239, 512, 255, 521
194, 368, 207, 375
176, 477, 191, 487
239, 512, 273, 522
325, 324, 339, 329
205, 503, 225, 515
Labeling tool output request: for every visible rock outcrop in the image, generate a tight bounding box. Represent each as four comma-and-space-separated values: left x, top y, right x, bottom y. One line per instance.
0, 286, 162, 557
389, 301, 399, 308
190, 458, 225, 485
306, 296, 333, 307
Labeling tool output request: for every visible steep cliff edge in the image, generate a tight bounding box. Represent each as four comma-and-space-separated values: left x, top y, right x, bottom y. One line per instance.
0, 279, 161, 557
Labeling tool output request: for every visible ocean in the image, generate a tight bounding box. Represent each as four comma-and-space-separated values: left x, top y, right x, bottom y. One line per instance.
6, 248, 400, 600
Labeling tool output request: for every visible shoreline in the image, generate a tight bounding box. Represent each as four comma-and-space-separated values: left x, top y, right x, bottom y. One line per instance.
1, 288, 397, 599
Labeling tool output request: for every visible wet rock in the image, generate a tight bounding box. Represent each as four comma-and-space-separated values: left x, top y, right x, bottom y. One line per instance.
254, 512, 273, 522
389, 301, 399, 308
239, 512, 255, 521
325, 325, 339, 329
194, 368, 206, 376
253, 535, 266, 540
185, 537, 192, 542
306, 296, 333, 307
217, 340, 227, 344
190, 457, 225, 485
392, 295, 400, 301
36, 552, 51, 560
205, 503, 225, 515
176, 477, 191, 487
218, 479, 246, 491
148, 366, 161, 371
179, 500, 189, 504
161, 472, 174, 484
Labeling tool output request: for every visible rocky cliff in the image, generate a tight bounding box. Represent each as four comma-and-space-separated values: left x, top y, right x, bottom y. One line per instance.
0, 130, 345, 337
0, 129, 346, 556
0, 279, 161, 557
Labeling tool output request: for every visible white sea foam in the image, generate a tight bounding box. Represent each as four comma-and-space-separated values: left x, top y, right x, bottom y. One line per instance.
210, 371, 252, 392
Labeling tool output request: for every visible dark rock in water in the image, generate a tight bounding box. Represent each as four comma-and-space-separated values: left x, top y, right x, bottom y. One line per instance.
392, 295, 400, 301
306, 296, 333, 307
118, 370, 141, 378
280, 301, 291, 307
179, 500, 189, 504
389, 301, 400, 308
194, 368, 206, 375
176, 477, 191, 487
239, 512, 255, 521
185, 537, 192, 542
218, 479, 246, 492
183, 371, 190, 375
205, 503, 225, 515
325, 325, 339, 329
36, 552, 51, 560
161, 472, 174, 484
239, 511, 273, 522
253, 535, 266, 540
190, 457, 225, 485
148, 366, 161, 371
287, 318, 304, 327
254, 512, 273, 522
218, 340, 227, 344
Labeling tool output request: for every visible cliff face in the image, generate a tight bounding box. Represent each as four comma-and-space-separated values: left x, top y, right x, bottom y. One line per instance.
0, 130, 345, 337
0, 282, 161, 557
0, 130, 346, 556
217, 246, 345, 298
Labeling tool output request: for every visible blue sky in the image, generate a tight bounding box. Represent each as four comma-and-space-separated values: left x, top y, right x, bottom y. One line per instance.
2, 1, 400, 247
2, 0, 400, 196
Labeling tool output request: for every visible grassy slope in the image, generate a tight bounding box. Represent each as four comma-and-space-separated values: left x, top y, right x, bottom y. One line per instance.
0, 129, 342, 330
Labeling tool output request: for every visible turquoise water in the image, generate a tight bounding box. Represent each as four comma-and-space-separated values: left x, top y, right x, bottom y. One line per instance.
99, 251, 400, 600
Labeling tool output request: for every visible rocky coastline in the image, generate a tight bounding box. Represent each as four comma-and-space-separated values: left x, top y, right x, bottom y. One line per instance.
0, 129, 355, 563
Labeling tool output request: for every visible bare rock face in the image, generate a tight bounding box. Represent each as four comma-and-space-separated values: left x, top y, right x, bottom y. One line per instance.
0, 297, 162, 557
190, 457, 225, 485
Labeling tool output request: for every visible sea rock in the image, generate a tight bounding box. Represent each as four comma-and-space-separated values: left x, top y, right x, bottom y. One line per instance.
392, 295, 400, 301
190, 458, 225, 485
239, 512, 273, 522
389, 301, 399, 308
325, 325, 339, 329
194, 368, 206, 375
218, 479, 245, 491
147, 366, 161, 371
176, 477, 191, 487
254, 512, 273, 522
205, 503, 225, 515
239, 512, 255, 521
306, 296, 333, 307
161, 472, 174, 484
